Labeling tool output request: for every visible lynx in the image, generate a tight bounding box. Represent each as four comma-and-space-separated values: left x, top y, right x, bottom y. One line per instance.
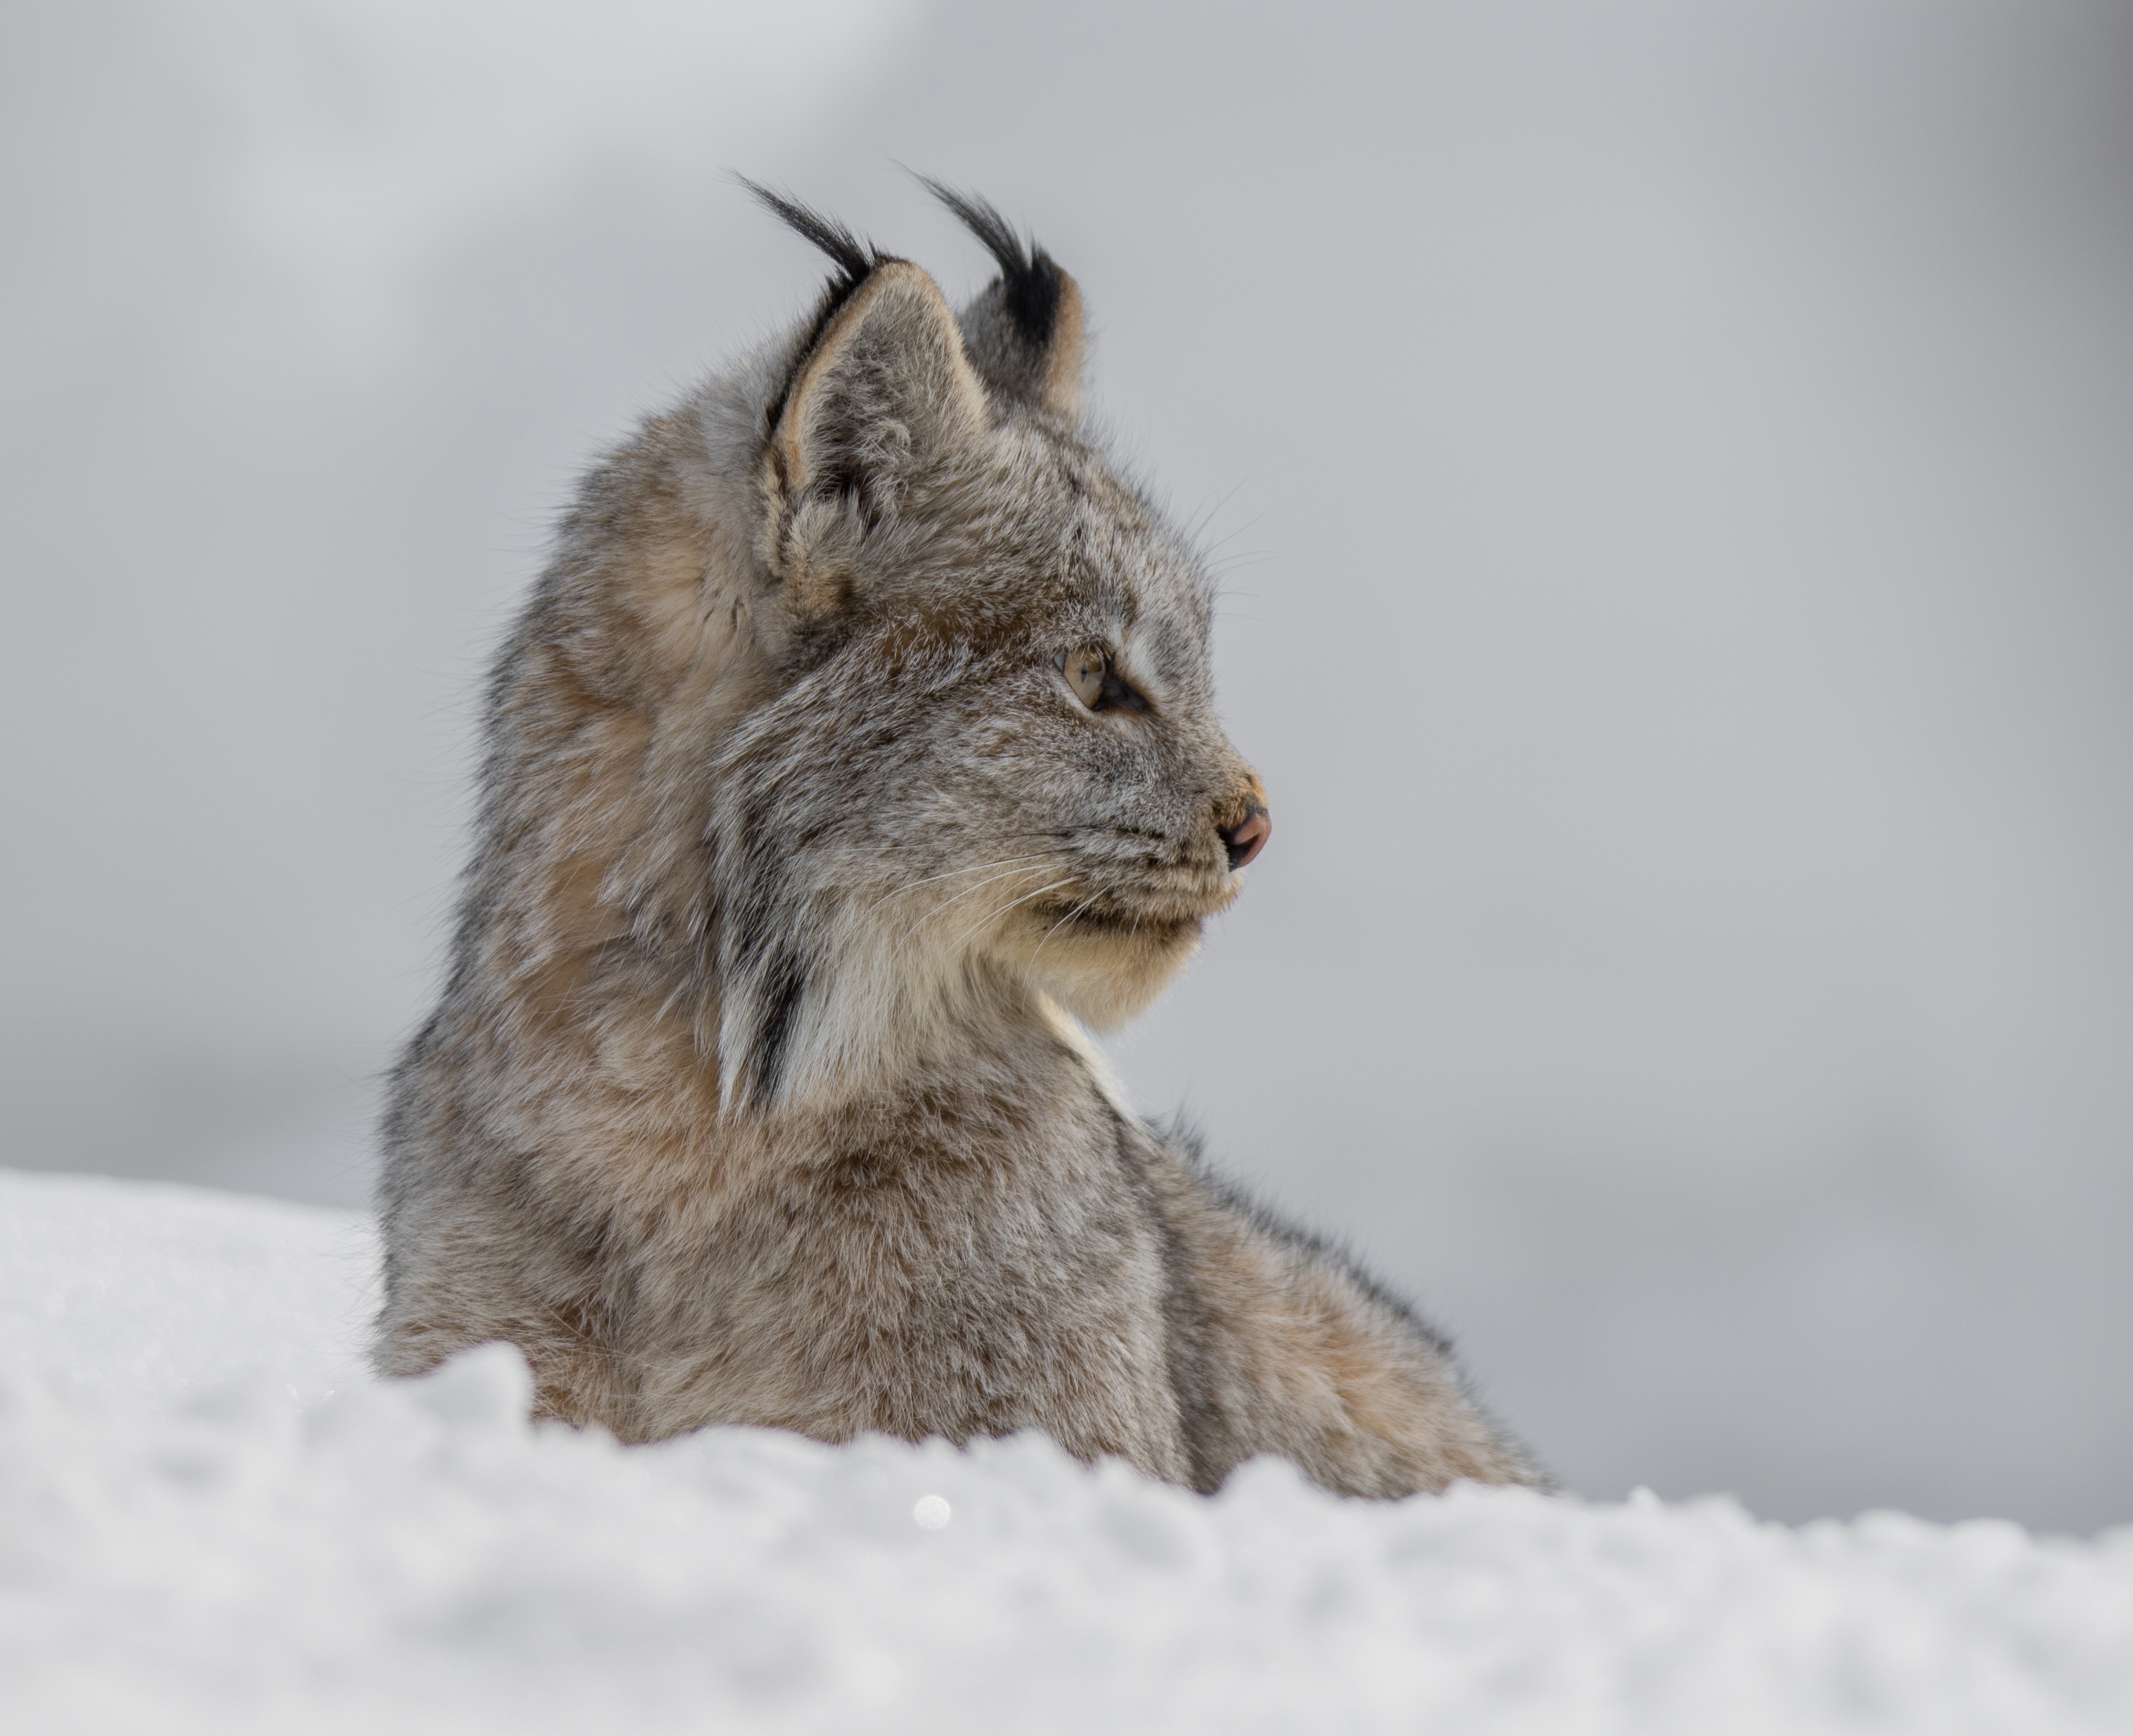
375, 183, 1538, 1497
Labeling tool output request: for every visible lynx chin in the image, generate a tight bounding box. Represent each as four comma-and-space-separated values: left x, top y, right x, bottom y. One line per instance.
375, 181, 1539, 1498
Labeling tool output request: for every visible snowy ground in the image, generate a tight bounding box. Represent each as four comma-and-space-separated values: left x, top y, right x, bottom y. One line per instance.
3, 1168, 2129, 1735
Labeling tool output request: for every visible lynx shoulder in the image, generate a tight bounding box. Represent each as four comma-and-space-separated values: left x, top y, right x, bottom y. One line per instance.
375, 183, 1538, 1497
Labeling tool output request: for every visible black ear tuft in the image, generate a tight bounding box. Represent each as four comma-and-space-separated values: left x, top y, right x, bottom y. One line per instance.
739, 178, 897, 432
740, 177, 877, 294
915, 176, 1065, 350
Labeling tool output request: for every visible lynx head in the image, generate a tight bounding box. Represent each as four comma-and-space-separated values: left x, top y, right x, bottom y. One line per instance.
680, 184, 1268, 1110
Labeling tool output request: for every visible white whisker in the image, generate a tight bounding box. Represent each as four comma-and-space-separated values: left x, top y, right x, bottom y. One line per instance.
1031, 890, 1107, 962
896, 859, 1063, 947
947, 877, 1078, 953
891, 853, 1054, 897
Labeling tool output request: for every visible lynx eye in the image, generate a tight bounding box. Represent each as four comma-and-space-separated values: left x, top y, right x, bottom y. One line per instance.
1057, 646, 1109, 709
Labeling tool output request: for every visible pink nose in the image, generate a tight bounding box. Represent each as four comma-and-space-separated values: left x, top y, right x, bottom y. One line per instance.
1221, 806, 1271, 871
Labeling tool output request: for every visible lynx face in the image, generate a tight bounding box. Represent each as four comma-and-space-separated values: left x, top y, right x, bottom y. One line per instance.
706, 193, 1270, 1109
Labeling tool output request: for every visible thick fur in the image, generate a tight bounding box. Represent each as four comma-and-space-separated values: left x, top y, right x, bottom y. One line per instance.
375, 187, 1539, 1497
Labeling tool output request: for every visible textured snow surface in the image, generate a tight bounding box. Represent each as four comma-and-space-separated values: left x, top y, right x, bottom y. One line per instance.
3, 1169, 2129, 1735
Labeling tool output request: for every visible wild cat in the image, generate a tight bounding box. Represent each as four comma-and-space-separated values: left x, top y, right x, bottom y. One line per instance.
375, 181, 1537, 1497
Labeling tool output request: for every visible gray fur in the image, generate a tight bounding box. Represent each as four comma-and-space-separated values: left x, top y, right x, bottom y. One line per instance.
375, 194, 1540, 1497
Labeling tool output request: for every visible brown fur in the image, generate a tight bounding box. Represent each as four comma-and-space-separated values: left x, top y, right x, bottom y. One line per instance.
375, 189, 1539, 1497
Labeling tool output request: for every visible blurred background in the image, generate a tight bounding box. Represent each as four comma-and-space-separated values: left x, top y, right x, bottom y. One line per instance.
3, 0, 2128, 1531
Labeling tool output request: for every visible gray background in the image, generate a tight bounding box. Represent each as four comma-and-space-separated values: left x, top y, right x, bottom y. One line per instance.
4, 0, 2127, 1531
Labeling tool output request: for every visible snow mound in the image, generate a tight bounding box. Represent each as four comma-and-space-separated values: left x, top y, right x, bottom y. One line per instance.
2, 1168, 2128, 1734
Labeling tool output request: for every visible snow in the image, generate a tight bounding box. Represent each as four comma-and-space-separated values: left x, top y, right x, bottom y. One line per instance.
3, 1168, 2129, 1735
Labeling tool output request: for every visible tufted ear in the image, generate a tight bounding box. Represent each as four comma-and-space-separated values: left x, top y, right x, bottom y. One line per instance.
920, 179, 1086, 420
766, 260, 989, 560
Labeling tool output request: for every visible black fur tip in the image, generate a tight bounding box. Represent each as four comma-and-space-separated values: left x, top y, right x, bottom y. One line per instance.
737, 177, 877, 292
914, 175, 1065, 350
739, 178, 893, 435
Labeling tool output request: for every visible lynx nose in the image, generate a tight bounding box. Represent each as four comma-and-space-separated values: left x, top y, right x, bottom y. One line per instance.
1220, 804, 1271, 871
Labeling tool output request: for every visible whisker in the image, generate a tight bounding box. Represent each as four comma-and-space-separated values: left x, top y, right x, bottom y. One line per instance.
1031, 890, 1107, 962
947, 877, 1078, 953
891, 853, 1054, 897
897, 861, 1061, 944
1200, 506, 1267, 558
1183, 478, 1251, 547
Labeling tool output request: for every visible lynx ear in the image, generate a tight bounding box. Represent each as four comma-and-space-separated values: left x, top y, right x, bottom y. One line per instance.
920, 179, 1085, 419
767, 261, 989, 555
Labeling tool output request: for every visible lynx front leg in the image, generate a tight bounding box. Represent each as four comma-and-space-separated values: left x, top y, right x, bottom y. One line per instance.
1150, 1150, 1541, 1497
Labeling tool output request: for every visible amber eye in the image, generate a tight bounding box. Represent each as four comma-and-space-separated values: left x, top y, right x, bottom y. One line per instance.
1057, 646, 1108, 709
